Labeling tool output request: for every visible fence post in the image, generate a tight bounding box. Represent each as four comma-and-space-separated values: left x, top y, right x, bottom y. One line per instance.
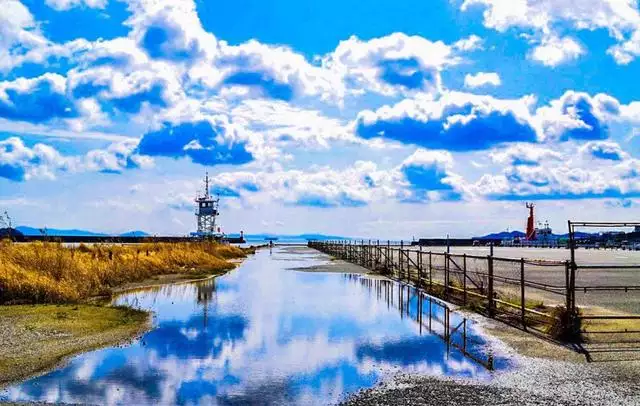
444, 252, 450, 300
387, 240, 390, 272
400, 240, 404, 279
487, 254, 494, 318
429, 252, 433, 291
564, 260, 571, 311
520, 258, 526, 329
418, 245, 423, 285
463, 253, 467, 306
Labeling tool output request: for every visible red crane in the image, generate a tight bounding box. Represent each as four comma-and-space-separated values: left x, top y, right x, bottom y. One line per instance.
525, 203, 536, 241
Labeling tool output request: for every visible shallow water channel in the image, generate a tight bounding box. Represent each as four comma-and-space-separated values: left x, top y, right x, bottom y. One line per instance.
2, 247, 508, 405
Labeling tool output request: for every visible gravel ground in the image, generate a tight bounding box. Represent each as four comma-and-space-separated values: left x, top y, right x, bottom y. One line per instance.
342, 355, 640, 406
343, 316, 640, 406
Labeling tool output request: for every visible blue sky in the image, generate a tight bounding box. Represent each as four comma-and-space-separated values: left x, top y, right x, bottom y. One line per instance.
1, 0, 640, 238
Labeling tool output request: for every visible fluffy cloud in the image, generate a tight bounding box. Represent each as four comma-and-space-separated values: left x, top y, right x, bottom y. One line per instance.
529, 36, 584, 67
354, 89, 634, 152
0, 1, 48, 72
230, 100, 356, 150
397, 149, 464, 202
126, 0, 218, 63
202, 150, 467, 208
202, 161, 397, 208
0, 136, 150, 181
534, 91, 620, 142
136, 119, 254, 166
0, 74, 78, 123
489, 144, 563, 166
322, 33, 461, 97
355, 91, 538, 151
463, 72, 501, 88
580, 141, 626, 161
460, 0, 640, 65
45, 0, 107, 11
476, 141, 640, 200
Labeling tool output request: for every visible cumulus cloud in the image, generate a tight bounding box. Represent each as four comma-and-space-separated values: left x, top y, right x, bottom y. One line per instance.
460, 0, 640, 65
580, 141, 626, 161
355, 92, 538, 151
136, 119, 254, 166
321, 33, 460, 97
463, 72, 501, 88
398, 149, 464, 202
534, 91, 620, 142
0, 74, 78, 123
0, 1, 48, 71
230, 100, 356, 150
529, 36, 584, 67
0, 136, 150, 181
45, 0, 107, 11
201, 161, 397, 208
490, 144, 563, 166
475, 140, 640, 200
202, 151, 468, 208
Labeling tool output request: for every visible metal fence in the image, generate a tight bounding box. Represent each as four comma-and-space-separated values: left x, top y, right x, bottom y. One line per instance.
568, 222, 640, 356
343, 273, 495, 370
310, 240, 570, 336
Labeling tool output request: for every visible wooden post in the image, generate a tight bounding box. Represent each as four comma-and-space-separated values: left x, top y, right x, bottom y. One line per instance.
429, 252, 433, 291
521, 257, 526, 329
400, 240, 404, 279
463, 253, 467, 306
387, 240, 390, 272
444, 252, 450, 300
487, 254, 494, 318
418, 245, 423, 285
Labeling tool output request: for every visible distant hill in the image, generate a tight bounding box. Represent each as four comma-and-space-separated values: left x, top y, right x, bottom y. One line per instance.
16, 226, 150, 238
474, 231, 526, 240
475, 230, 596, 240
119, 231, 150, 237
17, 226, 108, 237
0, 227, 23, 238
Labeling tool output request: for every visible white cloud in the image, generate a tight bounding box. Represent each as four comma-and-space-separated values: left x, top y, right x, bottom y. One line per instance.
489, 144, 563, 166
453, 35, 484, 51
460, 0, 640, 65
474, 140, 640, 199
0, 0, 48, 71
0, 136, 152, 181
45, 0, 107, 11
463, 72, 501, 88
529, 35, 584, 67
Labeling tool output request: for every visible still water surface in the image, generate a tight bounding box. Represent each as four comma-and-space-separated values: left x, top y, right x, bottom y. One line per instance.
2, 247, 507, 405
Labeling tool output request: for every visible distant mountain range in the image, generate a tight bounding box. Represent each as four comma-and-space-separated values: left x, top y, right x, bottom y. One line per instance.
16, 226, 150, 238
228, 233, 350, 241
10, 227, 344, 241
474, 230, 595, 240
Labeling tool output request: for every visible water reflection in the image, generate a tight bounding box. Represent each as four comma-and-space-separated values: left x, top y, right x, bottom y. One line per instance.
1, 248, 507, 405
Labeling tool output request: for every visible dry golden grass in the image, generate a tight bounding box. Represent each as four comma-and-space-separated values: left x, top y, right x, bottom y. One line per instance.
0, 240, 247, 304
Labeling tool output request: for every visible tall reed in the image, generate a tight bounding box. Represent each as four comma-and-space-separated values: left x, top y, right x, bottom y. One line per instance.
0, 240, 246, 304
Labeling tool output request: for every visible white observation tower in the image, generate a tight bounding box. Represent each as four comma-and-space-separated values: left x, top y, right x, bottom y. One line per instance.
195, 172, 221, 238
